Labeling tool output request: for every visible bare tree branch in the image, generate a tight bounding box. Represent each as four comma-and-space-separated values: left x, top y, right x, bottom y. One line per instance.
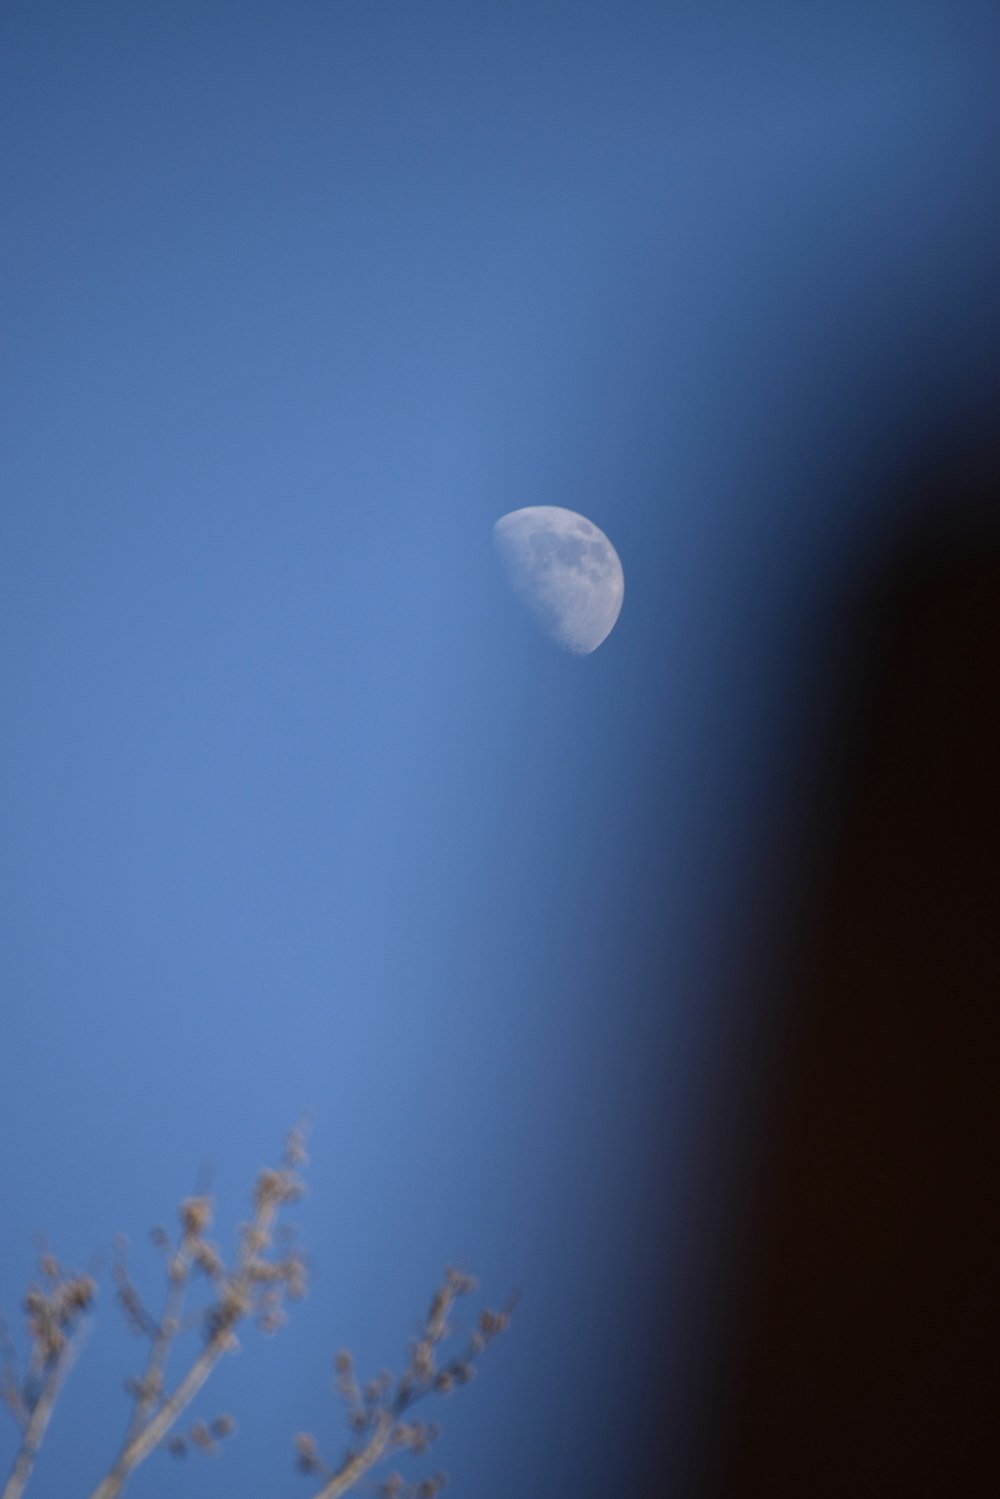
297, 1269, 517, 1499
1, 1333, 85, 1499
86, 1126, 308, 1499
2, 1125, 512, 1499
1, 1267, 95, 1499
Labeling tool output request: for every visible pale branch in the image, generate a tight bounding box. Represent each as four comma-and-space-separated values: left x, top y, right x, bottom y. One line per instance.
3, 1124, 510, 1499
298, 1270, 516, 1499
118, 1219, 197, 1444
85, 1128, 307, 1499
86, 1323, 232, 1499
1, 1269, 95, 1499
1, 1333, 84, 1499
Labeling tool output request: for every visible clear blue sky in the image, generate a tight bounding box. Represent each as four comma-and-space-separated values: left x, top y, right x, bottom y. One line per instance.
2, 4, 996, 1497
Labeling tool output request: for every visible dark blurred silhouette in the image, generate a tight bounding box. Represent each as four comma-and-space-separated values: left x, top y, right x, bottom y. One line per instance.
708, 440, 999, 1497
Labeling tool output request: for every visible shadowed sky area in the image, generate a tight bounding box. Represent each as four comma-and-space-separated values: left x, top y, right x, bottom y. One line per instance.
1, 4, 997, 1497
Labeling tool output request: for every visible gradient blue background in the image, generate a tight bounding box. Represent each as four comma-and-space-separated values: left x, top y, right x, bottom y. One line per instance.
2, 4, 996, 1496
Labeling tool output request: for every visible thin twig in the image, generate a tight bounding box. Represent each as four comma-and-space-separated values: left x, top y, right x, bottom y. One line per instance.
5, 1125, 508, 1499
120, 1232, 194, 1445
313, 1410, 397, 1499
0, 1314, 27, 1434
1, 1328, 88, 1499
86, 1323, 233, 1499
302, 1271, 516, 1499
85, 1133, 304, 1499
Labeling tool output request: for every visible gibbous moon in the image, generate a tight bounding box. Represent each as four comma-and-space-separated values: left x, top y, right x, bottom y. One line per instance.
492, 506, 624, 655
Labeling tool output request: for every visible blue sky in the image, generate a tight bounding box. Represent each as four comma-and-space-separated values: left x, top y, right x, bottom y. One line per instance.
2, 4, 996, 1497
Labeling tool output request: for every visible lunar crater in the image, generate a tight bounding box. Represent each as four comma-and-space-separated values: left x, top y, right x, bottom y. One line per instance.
492, 506, 624, 655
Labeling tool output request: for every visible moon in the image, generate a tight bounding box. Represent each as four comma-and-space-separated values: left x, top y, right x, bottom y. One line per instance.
492, 506, 624, 655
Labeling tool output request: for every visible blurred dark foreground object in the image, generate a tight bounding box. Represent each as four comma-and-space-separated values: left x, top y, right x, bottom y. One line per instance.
710, 446, 999, 1497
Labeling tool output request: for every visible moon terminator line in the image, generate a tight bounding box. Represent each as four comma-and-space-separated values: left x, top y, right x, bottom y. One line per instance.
492, 506, 624, 655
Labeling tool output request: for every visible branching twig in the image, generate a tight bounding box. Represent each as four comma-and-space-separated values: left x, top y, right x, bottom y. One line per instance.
1, 1264, 96, 1499
2, 1126, 512, 1499
86, 1125, 309, 1499
295, 1268, 517, 1499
